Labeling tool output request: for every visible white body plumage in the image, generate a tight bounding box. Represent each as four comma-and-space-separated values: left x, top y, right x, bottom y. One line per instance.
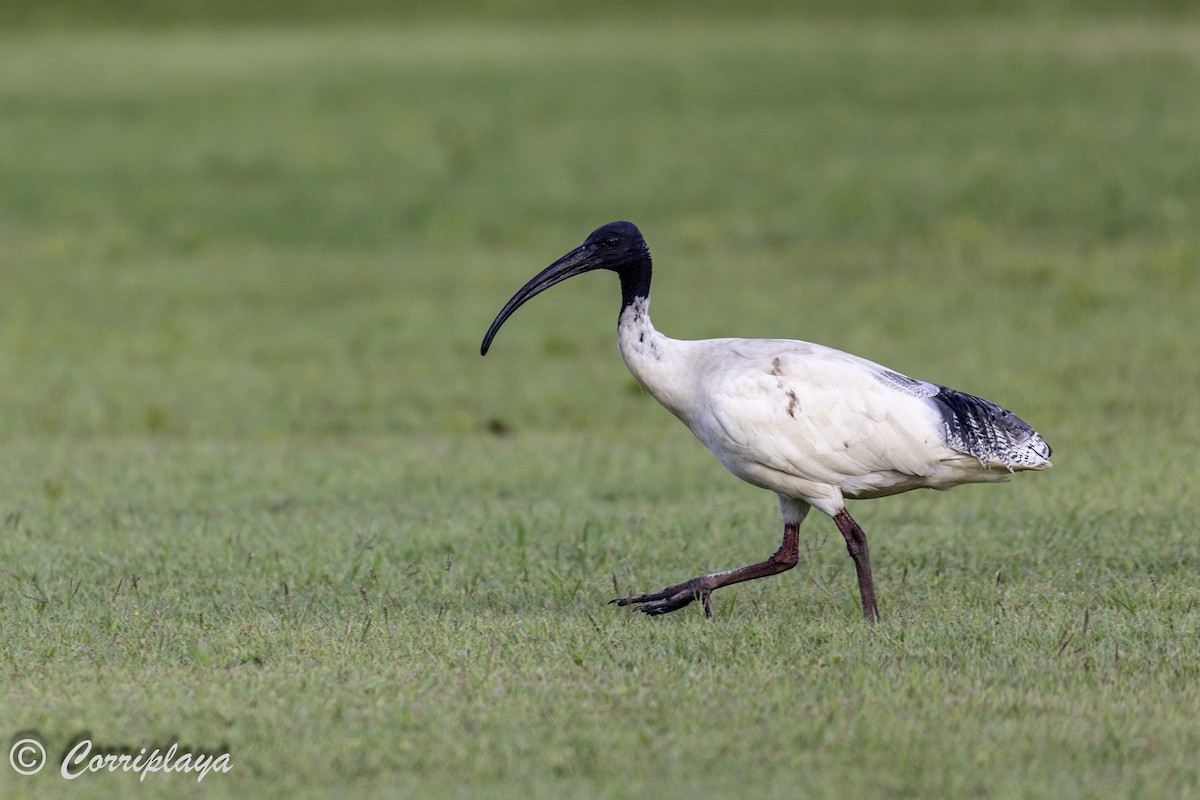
617, 297, 1051, 519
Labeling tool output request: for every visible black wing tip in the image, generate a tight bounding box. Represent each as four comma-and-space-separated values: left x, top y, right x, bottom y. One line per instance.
932, 385, 1048, 466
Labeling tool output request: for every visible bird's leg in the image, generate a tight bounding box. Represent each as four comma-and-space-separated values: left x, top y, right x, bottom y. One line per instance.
832, 509, 880, 623
611, 522, 800, 618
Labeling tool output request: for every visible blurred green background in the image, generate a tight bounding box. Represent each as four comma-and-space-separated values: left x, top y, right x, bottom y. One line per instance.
2, 3, 1199, 798
3, 0, 1198, 27
3, 3, 1197, 443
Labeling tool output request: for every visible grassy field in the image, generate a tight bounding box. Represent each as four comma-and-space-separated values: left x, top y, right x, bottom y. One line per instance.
2, 9, 1199, 799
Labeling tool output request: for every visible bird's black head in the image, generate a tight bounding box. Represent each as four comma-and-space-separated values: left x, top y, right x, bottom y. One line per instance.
480, 221, 652, 355
578, 221, 650, 273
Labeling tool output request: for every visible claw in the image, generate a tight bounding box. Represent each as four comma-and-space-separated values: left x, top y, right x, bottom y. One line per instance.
608, 522, 801, 620
610, 579, 712, 617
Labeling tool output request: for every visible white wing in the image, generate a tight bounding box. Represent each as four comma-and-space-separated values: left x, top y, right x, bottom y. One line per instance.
680, 338, 977, 507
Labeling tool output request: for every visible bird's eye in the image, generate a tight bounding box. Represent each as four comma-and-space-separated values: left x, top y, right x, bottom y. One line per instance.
601, 236, 620, 248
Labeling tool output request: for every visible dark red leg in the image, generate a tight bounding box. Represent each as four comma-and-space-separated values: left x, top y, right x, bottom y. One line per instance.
612, 522, 800, 618
832, 508, 880, 623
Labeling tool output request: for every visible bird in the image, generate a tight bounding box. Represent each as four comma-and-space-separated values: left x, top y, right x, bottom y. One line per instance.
480, 221, 1051, 622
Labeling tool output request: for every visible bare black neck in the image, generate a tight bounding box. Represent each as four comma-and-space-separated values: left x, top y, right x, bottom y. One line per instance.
619, 256, 653, 312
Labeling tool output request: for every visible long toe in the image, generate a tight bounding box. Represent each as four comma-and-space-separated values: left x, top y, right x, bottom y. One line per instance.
611, 579, 708, 616
635, 588, 702, 615
610, 582, 687, 608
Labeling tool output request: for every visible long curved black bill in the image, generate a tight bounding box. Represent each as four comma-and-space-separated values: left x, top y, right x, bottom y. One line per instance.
480, 246, 593, 355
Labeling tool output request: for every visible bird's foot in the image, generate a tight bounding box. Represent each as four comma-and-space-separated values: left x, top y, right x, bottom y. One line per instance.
610, 578, 713, 618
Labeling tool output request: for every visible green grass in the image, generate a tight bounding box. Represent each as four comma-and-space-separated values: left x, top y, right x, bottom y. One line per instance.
2, 10, 1200, 799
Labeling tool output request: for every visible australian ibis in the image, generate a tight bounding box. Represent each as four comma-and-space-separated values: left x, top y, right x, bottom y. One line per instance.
481, 221, 1051, 622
